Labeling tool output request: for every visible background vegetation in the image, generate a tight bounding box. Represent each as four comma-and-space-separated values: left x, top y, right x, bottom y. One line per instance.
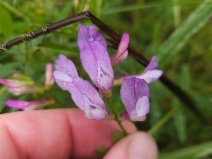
0, 0, 212, 158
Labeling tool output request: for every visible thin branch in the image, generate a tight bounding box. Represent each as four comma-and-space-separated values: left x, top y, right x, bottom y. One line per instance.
0, 11, 207, 124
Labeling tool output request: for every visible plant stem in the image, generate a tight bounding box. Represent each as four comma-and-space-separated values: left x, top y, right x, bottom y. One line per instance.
105, 97, 128, 135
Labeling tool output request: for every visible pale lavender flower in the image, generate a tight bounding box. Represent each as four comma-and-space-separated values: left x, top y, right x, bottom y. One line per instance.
120, 77, 150, 121
66, 78, 109, 120
111, 33, 129, 67
77, 24, 114, 94
45, 63, 55, 89
53, 54, 79, 90
136, 56, 163, 83
6, 99, 55, 110
53, 54, 109, 120
0, 78, 44, 95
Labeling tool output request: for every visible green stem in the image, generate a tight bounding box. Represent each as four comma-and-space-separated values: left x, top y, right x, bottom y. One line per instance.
105, 97, 128, 135
148, 107, 180, 135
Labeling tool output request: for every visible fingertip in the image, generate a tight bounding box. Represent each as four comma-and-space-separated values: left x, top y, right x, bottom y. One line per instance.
104, 132, 158, 159
122, 120, 137, 134
128, 132, 158, 159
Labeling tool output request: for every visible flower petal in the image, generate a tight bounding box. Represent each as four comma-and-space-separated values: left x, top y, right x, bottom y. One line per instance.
117, 33, 129, 56
53, 71, 72, 90
45, 63, 54, 89
66, 77, 109, 120
111, 33, 129, 67
5, 99, 54, 110
55, 54, 78, 78
120, 77, 150, 121
78, 24, 107, 50
130, 96, 149, 121
143, 56, 158, 73
80, 41, 114, 90
137, 70, 163, 83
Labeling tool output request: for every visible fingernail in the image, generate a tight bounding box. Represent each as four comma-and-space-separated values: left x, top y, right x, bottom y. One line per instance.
128, 133, 157, 159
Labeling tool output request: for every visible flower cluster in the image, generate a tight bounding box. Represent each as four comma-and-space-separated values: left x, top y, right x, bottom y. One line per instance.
0, 65, 55, 110
53, 24, 163, 121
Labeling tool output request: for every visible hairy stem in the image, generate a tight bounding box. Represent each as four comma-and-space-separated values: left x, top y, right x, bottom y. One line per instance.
105, 97, 128, 136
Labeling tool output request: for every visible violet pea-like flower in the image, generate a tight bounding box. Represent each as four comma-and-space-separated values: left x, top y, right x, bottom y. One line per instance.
77, 24, 114, 94
120, 77, 150, 121
136, 56, 163, 83
53, 54, 109, 120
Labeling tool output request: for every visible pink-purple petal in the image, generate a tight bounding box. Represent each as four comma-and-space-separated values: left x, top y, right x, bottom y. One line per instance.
137, 70, 163, 83
80, 41, 114, 90
117, 33, 129, 56
78, 24, 107, 49
120, 77, 150, 121
5, 99, 54, 110
53, 71, 72, 90
66, 77, 109, 120
54, 54, 78, 78
143, 56, 158, 73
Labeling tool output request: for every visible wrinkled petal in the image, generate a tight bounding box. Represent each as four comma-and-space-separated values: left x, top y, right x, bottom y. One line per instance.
78, 24, 107, 49
120, 77, 150, 121
79, 41, 114, 91
111, 33, 129, 67
53, 71, 72, 90
6, 99, 55, 110
137, 70, 163, 83
66, 77, 109, 120
55, 54, 78, 78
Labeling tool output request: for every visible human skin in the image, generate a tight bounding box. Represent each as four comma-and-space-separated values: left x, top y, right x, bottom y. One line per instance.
0, 109, 157, 159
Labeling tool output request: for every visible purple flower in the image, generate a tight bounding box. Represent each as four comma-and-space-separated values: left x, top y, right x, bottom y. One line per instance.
0, 78, 44, 95
53, 54, 79, 90
66, 78, 109, 120
6, 99, 55, 110
53, 54, 109, 120
136, 56, 163, 83
44, 63, 54, 89
77, 24, 114, 94
120, 77, 150, 121
111, 33, 129, 67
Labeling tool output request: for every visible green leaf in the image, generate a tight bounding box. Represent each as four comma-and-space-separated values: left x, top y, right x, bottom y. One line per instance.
171, 66, 190, 143
0, 7, 13, 37
172, 100, 186, 143
110, 130, 126, 143
95, 146, 109, 159
159, 141, 212, 159
103, 1, 204, 15
157, 0, 212, 67
0, 62, 22, 78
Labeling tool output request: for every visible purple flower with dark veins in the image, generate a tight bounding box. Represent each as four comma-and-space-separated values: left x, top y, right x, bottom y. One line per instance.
120, 77, 150, 121
53, 54, 109, 120
136, 56, 163, 83
77, 24, 114, 95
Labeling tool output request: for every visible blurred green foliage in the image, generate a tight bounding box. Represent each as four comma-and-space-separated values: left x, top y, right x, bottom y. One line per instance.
0, 0, 212, 158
